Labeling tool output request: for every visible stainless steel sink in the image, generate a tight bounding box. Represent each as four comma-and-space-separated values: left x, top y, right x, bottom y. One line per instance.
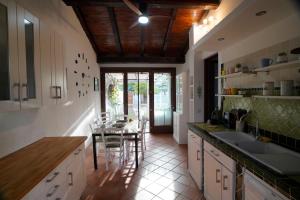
211, 131, 300, 175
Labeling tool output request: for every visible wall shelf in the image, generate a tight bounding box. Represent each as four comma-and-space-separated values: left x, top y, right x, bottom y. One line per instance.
254, 60, 300, 72
215, 72, 256, 79
252, 95, 300, 100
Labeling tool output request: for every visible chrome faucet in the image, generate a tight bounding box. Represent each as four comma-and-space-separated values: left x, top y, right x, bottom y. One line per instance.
247, 111, 260, 139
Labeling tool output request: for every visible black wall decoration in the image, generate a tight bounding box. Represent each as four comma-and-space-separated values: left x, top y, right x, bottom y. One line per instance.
72, 51, 93, 99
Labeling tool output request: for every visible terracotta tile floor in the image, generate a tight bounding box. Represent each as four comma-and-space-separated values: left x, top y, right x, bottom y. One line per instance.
81, 133, 205, 200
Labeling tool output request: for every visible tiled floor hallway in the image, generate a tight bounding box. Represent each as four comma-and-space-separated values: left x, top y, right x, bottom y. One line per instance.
81, 133, 205, 200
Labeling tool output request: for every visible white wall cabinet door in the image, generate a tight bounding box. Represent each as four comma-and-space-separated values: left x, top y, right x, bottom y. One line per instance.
0, 1, 41, 112
17, 6, 41, 109
0, 0, 20, 112
54, 32, 67, 104
40, 21, 67, 105
204, 151, 222, 200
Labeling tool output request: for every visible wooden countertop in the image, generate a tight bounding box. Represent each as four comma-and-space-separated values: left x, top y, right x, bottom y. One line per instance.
0, 136, 87, 200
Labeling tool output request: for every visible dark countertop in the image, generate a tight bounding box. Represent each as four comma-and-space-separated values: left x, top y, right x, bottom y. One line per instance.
188, 122, 300, 200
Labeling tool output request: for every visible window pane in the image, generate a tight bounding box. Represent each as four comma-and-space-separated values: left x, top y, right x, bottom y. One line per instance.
24, 19, 36, 98
154, 73, 172, 126
0, 3, 10, 100
105, 73, 124, 119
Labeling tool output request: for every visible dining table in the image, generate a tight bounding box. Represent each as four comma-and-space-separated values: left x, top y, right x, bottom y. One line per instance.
92, 120, 139, 170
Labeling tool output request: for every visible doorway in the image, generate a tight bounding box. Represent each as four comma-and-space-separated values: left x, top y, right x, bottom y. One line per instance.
100, 68, 176, 134
204, 54, 218, 122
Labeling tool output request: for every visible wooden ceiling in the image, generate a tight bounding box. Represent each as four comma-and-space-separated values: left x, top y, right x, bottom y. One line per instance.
63, 0, 220, 63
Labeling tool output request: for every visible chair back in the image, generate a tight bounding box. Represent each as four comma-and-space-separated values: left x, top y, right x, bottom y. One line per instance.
100, 112, 111, 124
101, 127, 124, 148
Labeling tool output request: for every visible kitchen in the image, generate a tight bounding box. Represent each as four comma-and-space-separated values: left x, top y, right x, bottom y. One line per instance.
0, 0, 300, 200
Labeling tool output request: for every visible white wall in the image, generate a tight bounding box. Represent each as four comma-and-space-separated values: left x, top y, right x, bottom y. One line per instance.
0, 0, 100, 157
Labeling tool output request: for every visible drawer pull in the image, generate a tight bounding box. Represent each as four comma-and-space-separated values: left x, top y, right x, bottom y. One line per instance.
216, 169, 221, 183
46, 185, 59, 197
223, 175, 228, 190
74, 148, 82, 155
46, 172, 59, 182
68, 172, 73, 186
196, 150, 200, 160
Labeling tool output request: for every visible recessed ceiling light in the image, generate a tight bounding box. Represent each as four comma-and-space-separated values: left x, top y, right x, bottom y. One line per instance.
255, 10, 267, 16
217, 37, 225, 41
138, 16, 149, 24
24, 19, 31, 24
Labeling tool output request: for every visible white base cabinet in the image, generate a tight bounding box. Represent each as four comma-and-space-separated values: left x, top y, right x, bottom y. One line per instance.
188, 130, 202, 189
22, 144, 86, 200
204, 141, 235, 200
244, 170, 288, 200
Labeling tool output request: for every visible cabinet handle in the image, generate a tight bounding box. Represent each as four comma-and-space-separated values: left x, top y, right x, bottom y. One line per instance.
56, 86, 62, 99
46, 172, 59, 182
216, 169, 221, 183
22, 83, 29, 101
51, 86, 62, 99
13, 83, 20, 101
223, 175, 228, 190
68, 172, 73, 186
46, 185, 59, 197
196, 150, 200, 160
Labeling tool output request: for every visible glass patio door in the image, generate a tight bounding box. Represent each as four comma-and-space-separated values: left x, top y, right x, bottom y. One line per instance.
150, 72, 174, 133
128, 72, 150, 131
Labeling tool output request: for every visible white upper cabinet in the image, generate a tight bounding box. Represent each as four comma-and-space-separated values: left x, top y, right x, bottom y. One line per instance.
40, 22, 67, 105
17, 5, 41, 109
0, 0, 20, 112
0, 0, 41, 112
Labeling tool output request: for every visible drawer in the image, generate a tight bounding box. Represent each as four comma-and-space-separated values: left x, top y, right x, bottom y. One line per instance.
46, 183, 65, 200
204, 141, 235, 171
188, 130, 201, 145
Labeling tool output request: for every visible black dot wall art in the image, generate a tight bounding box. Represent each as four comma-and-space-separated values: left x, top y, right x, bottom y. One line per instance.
73, 51, 93, 99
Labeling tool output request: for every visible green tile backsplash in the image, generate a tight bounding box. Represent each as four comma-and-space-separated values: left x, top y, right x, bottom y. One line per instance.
223, 97, 300, 139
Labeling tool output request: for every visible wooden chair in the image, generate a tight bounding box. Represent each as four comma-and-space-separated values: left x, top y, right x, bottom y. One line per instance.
101, 127, 126, 170
125, 119, 147, 160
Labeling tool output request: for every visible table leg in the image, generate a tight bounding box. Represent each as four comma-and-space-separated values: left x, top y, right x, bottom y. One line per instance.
92, 135, 98, 170
135, 134, 138, 168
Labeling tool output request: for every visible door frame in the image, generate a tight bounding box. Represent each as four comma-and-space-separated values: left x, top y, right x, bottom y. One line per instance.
204, 54, 218, 122
100, 67, 176, 134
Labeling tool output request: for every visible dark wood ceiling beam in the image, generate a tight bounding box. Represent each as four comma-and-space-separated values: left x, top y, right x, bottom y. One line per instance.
107, 7, 123, 56
161, 9, 176, 56
63, 0, 219, 9
72, 6, 100, 56
140, 27, 145, 56
98, 56, 185, 63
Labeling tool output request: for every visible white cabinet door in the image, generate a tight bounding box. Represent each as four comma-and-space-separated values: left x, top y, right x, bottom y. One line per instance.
0, 0, 20, 112
204, 151, 222, 200
221, 166, 234, 200
17, 6, 41, 109
188, 131, 202, 188
54, 32, 67, 104
244, 171, 288, 200
40, 22, 67, 105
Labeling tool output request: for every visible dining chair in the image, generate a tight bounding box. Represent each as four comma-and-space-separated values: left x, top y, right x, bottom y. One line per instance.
125, 119, 147, 161
89, 122, 104, 155
101, 127, 126, 170
100, 112, 112, 125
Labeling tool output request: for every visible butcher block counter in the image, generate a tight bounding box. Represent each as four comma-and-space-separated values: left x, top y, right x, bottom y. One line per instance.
0, 136, 87, 200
